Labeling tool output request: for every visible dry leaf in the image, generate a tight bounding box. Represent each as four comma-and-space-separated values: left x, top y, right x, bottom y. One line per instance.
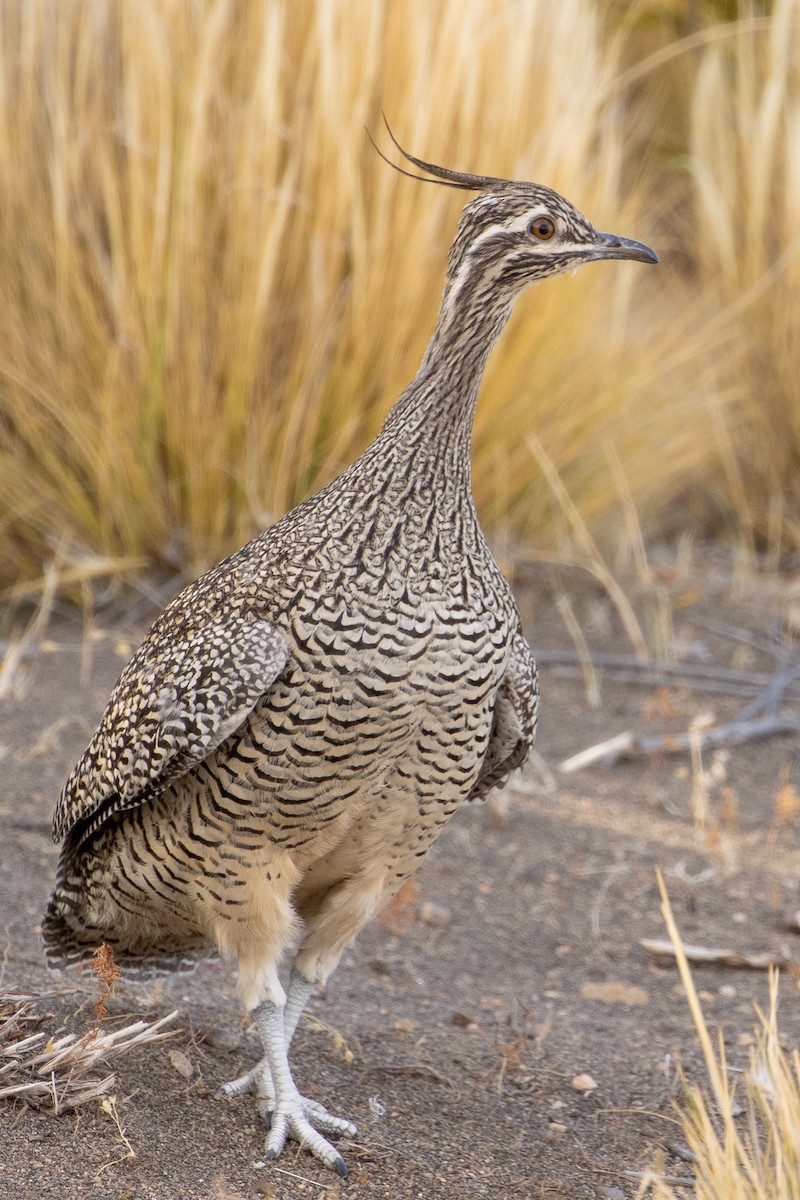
378, 878, 420, 932
774, 781, 800, 826
168, 1049, 193, 1079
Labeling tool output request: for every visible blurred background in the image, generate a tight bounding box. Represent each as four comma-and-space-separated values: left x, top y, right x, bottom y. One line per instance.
0, 0, 798, 604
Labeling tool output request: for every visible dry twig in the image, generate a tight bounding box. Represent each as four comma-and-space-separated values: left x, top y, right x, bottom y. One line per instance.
0, 990, 180, 1111
640, 939, 798, 972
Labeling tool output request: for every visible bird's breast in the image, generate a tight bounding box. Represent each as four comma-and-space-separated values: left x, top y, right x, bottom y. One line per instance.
241, 590, 512, 806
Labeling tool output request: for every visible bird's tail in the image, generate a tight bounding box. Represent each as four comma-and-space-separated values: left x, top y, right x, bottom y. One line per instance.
42, 837, 216, 978
41, 890, 215, 977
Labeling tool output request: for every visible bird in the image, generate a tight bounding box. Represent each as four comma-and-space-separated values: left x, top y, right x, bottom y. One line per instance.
42, 129, 657, 1176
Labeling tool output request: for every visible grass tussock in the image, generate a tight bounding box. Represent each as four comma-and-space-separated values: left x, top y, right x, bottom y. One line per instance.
686, 0, 800, 555
0, 0, 710, 591
0, 1, 797, 592
638, 877, 800, 1200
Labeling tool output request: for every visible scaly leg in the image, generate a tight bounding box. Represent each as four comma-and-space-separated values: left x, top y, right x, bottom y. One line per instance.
253, 995, 354, 1175
219, 968, 315, 1101
219, 966, 357, 1167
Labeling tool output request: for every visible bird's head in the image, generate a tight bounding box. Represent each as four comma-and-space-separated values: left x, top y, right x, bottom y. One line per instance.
450, 182, 657, 293
372, 125, 657, 316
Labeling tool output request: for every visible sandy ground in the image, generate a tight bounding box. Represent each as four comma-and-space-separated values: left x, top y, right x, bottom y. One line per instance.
1, 563, 799, 1200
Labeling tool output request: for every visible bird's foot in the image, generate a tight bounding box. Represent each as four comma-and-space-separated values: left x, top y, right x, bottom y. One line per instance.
219, 1056, 274, 1102
265, 1087, 357, 1176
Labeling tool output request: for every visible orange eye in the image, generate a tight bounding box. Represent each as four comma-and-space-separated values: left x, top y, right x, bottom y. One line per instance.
529, 216, 555, 241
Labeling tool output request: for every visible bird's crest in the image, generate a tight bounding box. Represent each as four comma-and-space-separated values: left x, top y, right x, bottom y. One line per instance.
369, 116, 506, 192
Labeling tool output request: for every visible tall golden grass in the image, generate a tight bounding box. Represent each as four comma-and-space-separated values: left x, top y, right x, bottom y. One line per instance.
687, 0, 800, 555
0, 0, 797, 592
638, 877, 800, 1200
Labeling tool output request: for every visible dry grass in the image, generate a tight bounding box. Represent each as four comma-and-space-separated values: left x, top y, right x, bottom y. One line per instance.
0, 0, 714, 595
637, 876, 800, 1200
685, 0, 800, 556
0, 990, 179, 1111
0, 1, 797, 596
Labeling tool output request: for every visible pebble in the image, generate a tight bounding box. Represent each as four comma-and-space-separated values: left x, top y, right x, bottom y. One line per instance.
200, 1025, 241, 1052
419, 901, 451, 927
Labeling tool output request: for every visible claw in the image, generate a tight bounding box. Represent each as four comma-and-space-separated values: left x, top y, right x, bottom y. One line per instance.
237, 997, 357, 1174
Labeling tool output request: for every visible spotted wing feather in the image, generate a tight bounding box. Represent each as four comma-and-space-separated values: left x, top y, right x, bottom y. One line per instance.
52, 614, 290, 844
469, 631, 538, 800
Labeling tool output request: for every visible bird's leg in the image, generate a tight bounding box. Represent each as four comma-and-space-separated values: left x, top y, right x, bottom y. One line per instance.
277, 966, 357, 1134
282, 966, 314, 1046
253, 997, 353, 1175
220, 966, 357, 1168
218, 967, 314, 1102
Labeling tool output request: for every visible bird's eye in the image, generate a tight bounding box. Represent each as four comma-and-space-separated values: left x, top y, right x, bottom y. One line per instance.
529, 216, 555, 241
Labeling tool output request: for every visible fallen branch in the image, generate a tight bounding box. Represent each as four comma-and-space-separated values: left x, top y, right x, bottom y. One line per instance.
559, 712, 799, 773
623, 1169, 696, 1188
640, 938, 797, 971
537, 649, 800, 702
363, 1061, 458, 1090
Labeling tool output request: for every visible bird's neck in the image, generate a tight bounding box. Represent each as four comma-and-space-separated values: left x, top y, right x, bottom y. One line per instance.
361, 290, 515, 501
293, 290, 516, 576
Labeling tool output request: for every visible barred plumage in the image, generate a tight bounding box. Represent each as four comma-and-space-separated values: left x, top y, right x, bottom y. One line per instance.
43, 135, 657, 1175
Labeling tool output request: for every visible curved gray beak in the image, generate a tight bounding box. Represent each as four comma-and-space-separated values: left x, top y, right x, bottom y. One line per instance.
586, 230, 659, 265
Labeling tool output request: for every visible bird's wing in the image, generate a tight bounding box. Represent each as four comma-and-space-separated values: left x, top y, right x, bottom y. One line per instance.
52, 612, 290, 844
469, 631, 539, 801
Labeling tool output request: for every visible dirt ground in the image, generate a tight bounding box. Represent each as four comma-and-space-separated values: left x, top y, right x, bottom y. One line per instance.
1, 560, 799, 1200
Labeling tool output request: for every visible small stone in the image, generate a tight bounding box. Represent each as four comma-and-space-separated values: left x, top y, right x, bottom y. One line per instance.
167, 1048, 194, 1079
571, 1073, 598, 1092
719, 984, 737, 999
201, 1025, 241, 1052
547, 1122, 568, 1142
394, 1018, 414, 1033
419, 901, 451, 927
451, 1011, 481, 1033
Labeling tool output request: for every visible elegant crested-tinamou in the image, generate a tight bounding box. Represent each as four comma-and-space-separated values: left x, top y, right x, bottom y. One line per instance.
43, 132, 657, 1175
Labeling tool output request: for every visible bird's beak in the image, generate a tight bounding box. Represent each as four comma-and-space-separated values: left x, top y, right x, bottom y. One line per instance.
583, 230, 659, 265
